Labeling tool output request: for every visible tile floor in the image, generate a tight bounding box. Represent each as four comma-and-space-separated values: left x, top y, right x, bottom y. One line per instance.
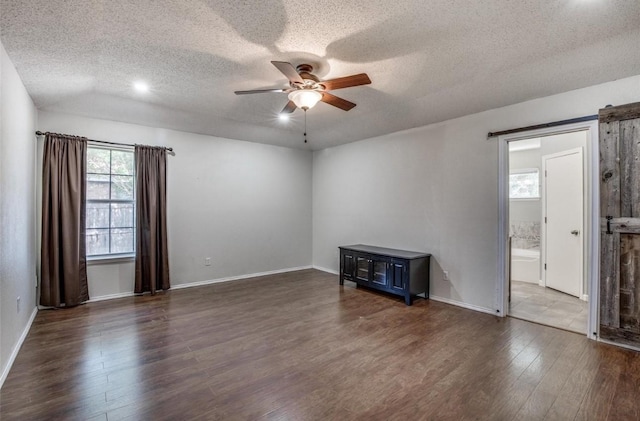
509, 280, 588, 334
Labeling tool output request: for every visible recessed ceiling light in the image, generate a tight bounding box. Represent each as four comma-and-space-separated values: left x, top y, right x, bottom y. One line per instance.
278, 114, 290, 122
133, 81, 149, 93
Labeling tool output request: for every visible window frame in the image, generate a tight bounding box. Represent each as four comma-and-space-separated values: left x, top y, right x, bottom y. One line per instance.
85, 144, 136, 260
509, 167, 541, 200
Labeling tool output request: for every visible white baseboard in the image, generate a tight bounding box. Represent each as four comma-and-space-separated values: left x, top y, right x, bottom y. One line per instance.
87, 266, 314, 300
429, 295, 497, 316
313, 265, 339, 275
171, 265, 313, 290
0, 307, 38, 389
512, 279, 539, 285
88, 291, 135, 302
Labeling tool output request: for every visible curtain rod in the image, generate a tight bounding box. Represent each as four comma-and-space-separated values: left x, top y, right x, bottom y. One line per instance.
487, 115, 599, 138
35, 131, 173, 152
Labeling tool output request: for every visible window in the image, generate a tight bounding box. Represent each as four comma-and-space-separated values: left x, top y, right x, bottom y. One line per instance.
509, 168, 540, 199
86, 146, 135, 256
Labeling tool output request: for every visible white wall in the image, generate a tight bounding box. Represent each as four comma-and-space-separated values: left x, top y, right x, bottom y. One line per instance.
37, 112, 313, 299
540, 131, 588, 157
0, 42, 38, 386
313, 75, 640, 313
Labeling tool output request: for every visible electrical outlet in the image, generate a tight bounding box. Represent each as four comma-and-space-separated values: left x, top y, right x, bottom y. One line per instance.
17, 296, 20, 313
443, 270, 449, 281
205, 257, 212, 266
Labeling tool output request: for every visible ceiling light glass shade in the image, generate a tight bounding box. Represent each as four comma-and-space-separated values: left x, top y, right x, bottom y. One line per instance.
288, 90, 322, 110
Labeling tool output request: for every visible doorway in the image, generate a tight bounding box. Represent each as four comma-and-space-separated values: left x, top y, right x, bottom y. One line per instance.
497, 121, 599, 339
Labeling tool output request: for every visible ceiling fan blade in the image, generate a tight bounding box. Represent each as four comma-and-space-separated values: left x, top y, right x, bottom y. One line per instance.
321, 92, 356, 111
234, 88, 287, 95
281, 100, 297, 114
320, 73, 371, 91
271, 61, 304, 84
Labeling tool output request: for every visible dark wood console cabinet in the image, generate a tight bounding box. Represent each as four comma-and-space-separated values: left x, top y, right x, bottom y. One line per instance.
339, 244, 431, 306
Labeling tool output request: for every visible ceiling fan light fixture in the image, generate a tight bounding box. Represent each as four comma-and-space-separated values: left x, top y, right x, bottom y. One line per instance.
288, 90, 322, 110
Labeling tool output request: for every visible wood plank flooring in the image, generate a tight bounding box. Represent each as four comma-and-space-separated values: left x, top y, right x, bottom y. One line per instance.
1, 269, 639, 420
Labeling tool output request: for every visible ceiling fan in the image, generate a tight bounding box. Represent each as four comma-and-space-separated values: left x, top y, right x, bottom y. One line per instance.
235, 61, 371, 113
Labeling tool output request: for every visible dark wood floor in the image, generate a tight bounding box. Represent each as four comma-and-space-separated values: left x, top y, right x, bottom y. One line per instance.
1, 269, 639, 420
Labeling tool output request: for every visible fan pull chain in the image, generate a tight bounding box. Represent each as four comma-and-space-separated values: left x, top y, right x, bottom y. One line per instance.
304, 110, 308, 143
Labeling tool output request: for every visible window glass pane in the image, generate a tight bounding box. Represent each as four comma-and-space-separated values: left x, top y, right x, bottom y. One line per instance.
509, 171, 539, 199
86, 202, 110, 228
111, 175, 134, 200
111, 228, 134, 253
111, 150, 134, 175
86, 228, 109, 255
86, 147, 136, 256
111, 203, 134, 228
87, 174, 110, 200
87, 148, 111, 174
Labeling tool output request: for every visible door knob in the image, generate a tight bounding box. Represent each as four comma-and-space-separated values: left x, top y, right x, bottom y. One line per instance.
571, 230, 580, 236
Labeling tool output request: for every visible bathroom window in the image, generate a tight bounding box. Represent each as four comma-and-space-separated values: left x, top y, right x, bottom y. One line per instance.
509, 168, 540, 199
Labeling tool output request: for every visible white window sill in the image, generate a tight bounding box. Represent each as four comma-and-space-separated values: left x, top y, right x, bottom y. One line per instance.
87, 254, 135, 265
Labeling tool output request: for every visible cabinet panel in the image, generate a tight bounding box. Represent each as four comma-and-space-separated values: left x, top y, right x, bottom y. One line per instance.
372, 260, 388, 287
390, 261, 406, 291
342, 253, 355, 280
356, 257, 371, 283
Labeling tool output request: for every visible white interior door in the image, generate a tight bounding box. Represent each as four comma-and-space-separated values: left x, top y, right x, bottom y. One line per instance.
544, 148, 583, 297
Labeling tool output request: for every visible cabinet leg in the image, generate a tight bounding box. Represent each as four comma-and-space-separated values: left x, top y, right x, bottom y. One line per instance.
339, 277, 344, 285
405, 295, 412, 306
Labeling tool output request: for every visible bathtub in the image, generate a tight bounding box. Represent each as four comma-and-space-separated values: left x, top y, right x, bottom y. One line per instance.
511, 248, 540, 284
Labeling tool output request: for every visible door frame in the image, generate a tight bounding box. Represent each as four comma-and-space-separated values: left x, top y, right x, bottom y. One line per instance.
497, 120, 599, 340
541, 147, 585, 298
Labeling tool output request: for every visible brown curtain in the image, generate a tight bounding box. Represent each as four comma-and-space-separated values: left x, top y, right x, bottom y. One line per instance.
40, 133, 89, 307
135, 145, 170, 294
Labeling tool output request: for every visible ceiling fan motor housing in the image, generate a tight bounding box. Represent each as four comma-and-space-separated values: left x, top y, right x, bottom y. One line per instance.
294, 64, 320, 85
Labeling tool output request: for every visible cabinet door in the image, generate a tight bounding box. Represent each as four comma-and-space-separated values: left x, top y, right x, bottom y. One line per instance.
372, 260, 389, 287
355, 256, 371, 283
389, 260, 407, 291
342, 252, 355, 280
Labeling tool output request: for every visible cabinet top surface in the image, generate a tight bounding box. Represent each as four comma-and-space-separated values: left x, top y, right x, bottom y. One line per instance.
339, 244, 431, 259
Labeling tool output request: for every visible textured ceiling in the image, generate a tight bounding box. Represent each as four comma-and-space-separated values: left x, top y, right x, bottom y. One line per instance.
1, 0, 640, 150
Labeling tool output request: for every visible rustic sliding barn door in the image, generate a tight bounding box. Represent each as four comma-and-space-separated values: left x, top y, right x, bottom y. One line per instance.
600, 102, 640, 347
